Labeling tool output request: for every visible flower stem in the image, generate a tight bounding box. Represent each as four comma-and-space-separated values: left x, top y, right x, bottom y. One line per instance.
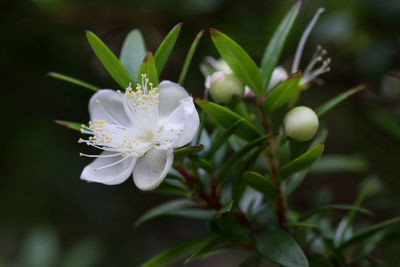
257, 97, 287, 231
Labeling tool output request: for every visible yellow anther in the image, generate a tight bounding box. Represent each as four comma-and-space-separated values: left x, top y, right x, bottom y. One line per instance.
96, 99, 100, 103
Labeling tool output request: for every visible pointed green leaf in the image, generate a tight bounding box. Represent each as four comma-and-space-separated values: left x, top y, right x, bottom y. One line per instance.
152, 180, 190, 197
252, 228, 309, 267
120, 29, 147, 81
86, 31, 132, 89
134, 199, 194, 227
263, 71, 302, 114
282, 129, 328, 198
184, 237, 219, 264
137, 52, 159, 86
315, 85, 366, 117
217, 135, 270, 185
47, 72, 99, 91
242, 171, 277, 203
368, 107, 400, 141
300, 204, 373, 221
174, 145, 204, 161
279, 143, 324, 180
260, 1, 301, 88
207, 120, 243, 159
154, 22, 182, 75
217, 201, 233, 215
310, 155, 367, 174
178, 30, 204, 85
338, 217, 400, 250
54, 120, 83, 132
195, 100, 261, 141
210, 29, 263, 95
334, 181, 375, 247
232, 146, 265, 205
141, 237, 211, 267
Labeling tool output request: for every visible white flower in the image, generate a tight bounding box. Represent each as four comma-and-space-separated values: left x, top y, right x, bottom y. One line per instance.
78, 75, 199, 190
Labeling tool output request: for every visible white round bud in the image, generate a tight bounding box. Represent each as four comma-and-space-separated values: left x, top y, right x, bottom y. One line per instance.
284, 106, 319, 142
209, 71, 244, 104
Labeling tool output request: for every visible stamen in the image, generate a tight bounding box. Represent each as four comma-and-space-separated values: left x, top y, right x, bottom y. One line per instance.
291, 8, 325, 73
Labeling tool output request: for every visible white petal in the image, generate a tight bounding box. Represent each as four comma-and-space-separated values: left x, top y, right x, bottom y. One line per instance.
132, 148, 173, 190
160, 96, 199, 147
89, 89, 131, 127
267, 67, 289, 91
157, 81, 189, 117
81, 151, 136, 185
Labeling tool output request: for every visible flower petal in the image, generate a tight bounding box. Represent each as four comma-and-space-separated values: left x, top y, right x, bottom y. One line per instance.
160, 96, 200, 147
81, 151, 136, 185
89, 89, 131, 127
132, 148, 173, 191
157, 81, 189, 117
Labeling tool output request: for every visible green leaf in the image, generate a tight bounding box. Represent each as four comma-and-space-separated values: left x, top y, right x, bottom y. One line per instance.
282, 129, 328, 198
279, 143, 324, 180
252, 228, 309, 267
300, 204, 373, 221
260, 1, 301, 88
134, 199, 194, 227
86, 31, 132, 89
189, 156, 213, 173
310, 155, 367, 174
232, 146, 265, 205
152, 180, 190, 197
141, 237, 211, 267
54, 120, 83, 132
195, 100, 261, 141
184, 237, 219, 264
315, 85, 366, 117
174, 145, 204, 161
154, 22, 182, 75
262, 72, 302, 114
338, 217, 400, 250
242, 171, 277, 203
334, 181, 375, 247
120, 29, 147, 81
210, 29, 263, 95
168, 209, 216, 220
178, 30, 204, 85
137, 51, 159, 86
207, 120, 243, 159
47, 72, 99, 91
368, 107, 400, 142
217, 135, 270, 185
217, 201, 233, 215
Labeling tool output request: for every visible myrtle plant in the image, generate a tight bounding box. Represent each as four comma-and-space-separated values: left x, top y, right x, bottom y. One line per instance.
51, 1, 400, 266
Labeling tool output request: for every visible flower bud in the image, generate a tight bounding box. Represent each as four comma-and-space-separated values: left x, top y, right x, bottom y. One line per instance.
284, 106, 319, 142
209, 71, 244, 104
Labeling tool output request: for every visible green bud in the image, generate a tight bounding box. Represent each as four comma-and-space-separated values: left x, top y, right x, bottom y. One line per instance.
284, 106, 319, 142
209, 71, 244, 104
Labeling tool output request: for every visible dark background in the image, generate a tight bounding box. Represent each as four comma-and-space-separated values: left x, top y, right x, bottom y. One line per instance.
1, 0, 400, 266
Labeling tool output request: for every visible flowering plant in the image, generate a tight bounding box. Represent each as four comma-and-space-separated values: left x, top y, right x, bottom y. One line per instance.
51, 1, 400, 266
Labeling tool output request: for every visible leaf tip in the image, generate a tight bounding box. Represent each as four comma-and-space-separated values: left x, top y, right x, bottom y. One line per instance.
176, 22, 183, 27
209, 28, 219, 36
54, 120, 66, 127
46, 72, 53, 77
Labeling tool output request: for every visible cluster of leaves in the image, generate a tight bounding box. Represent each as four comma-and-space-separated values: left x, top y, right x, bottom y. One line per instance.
51, 1, 400, 266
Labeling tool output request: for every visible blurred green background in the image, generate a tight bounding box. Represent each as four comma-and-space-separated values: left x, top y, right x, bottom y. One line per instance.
1, 0, 400, 266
